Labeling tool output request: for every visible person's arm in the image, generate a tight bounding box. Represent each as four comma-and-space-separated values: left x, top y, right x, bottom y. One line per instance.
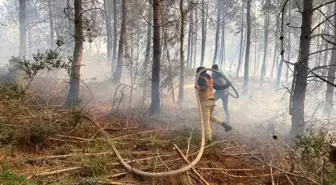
214, 81, 231, 90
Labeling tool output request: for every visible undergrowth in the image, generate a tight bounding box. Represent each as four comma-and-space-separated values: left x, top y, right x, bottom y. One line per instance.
297, 128, 336, 185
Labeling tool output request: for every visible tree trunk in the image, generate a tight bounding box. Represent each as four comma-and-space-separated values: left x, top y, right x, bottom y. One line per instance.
187, 8, 193, 69
178, 0, 185, 105
66, 0, 73, 51
276, 2, 286, 89
322, 30, 329, 77
143, 1, 152, 103
112, 0, 118, 74
104, 0, 113, 67
324, 2, 336, 117
254, 25, 257, 76
285, 7, 292, 84
271, 17, 280, 78
243, 0, 251, 95
48, 0, 55, 48
19, 0, 27, 58
200, 0, 207, 66
260, 2, 270, 86
212, 0, 221, 65
219, 14, 226, 69
66, 0, 83, 107
151, 0, 162, 114
193, 9, 198, 68
236, 0, 245, 78
289, 0, 313, 140
113, 0, 126, 84
27, 29, 32, 56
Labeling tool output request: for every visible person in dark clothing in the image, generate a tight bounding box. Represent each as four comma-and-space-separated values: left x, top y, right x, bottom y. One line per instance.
211, 64, 231, 124
195, 66, 232, 143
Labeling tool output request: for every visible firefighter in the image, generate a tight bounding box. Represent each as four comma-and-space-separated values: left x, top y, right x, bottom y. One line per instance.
195, 66, 232, 143
212, 64, 231, 125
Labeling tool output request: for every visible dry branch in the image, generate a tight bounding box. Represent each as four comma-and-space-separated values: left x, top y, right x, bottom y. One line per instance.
174, 144, 210, 185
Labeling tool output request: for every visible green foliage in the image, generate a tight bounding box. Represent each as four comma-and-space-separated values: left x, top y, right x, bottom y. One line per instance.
9, 50, 71, 80
0, 83, 25, 100
0, 118, 58, 146
0, 160, 29, 185
296, 128, 336, 185
81, 155, 110, 177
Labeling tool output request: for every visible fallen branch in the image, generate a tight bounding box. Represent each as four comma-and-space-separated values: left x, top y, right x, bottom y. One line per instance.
174, 144, 210, 185
27, 166, 82, 179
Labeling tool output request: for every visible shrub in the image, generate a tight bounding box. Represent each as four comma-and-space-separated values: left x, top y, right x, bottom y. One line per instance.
296, 128, 336, 185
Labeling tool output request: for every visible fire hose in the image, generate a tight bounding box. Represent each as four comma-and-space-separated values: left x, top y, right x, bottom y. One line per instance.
86, 68, 239, 177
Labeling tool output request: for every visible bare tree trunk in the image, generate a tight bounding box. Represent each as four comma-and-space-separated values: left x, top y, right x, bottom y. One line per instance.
254, 25, 257, 76
112, 0, 118, 74
27, 29, 32, 56
66, 0, 73, 51
289, 0, 313, 140
178, 0, 185, 104
48, 0, 55, 48
243, 0, 251, 95
276, 2, 286, 89
151, 0, 162, 114
285, 7, 292, 84
324, 2, 336, 117
212, 0, 221, 65
187, 8, 193, 68
236, 0, 245, 78
19, 0, 27, 58
193, 9, 198, 68
286, 33, 291, 83
104, 0, 113, 67
271, 17, 280, 78
219, 14, 225, 69
66, 0, 83, 107
200, 0, 207, 66
143, 1, 152, 103
322, 30, 329, 77
113, 0, 127, 84
260, 2, 270, 86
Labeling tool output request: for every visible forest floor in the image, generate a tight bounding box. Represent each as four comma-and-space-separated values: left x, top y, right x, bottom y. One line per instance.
0, 77, 320, 185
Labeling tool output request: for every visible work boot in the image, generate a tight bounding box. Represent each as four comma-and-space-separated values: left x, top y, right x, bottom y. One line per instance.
222, 122, 232, 132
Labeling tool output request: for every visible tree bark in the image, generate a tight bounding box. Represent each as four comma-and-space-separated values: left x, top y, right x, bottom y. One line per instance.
193, 9, 198, 68
19, 0, 27, 58
151, 0, 162, 114
243, 0, 251, 95
66, 0, 83, 107
271, 17, 280, 78
324, 2, 336, 117
260, 2, 270, 85
187, 8, 193, 69
66, 0, 73, 51
289, 0, 313, 140
113, 0, 127, 84
212, 0, 221, 65
219, 14, 226, 69
143, 1, 152, 102
236, 0, 245, 78
48, 0, 55, 48
200, 0, 207, 66
178, 0, 185, 104
104, 0, 113, 68
285, 7, 292, 84
112, 0, 118, 74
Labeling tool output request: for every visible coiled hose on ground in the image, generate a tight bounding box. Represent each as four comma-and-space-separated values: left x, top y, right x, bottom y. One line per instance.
86, 68, 239, 177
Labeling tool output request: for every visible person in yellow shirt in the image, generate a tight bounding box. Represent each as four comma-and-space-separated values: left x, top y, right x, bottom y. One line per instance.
195, 66, 232, 143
